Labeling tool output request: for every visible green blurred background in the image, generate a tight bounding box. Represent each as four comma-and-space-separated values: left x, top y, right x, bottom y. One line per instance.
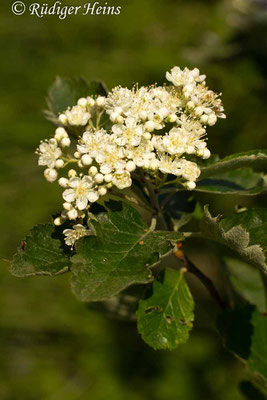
0, 0, 267, 398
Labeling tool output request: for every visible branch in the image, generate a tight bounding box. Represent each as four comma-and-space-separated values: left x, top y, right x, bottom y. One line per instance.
140, 170, 169, 230
174, 245, 226, 309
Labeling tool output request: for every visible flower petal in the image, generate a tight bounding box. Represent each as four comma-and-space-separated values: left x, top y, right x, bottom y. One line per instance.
77, 196, 88, 210
69, 177, 80, 188
63, 189, 75, 202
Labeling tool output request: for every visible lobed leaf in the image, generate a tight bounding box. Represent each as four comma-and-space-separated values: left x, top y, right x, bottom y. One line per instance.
225, 257, 266, 312
10, 224, 71, 277
45, 76, 108, 124
137, 268, 194, 350
200, 150, 267, 179
200, 207, 267, 274
219, 306, 267, 386
70, 202, 183, 302
196, 168, 267, 195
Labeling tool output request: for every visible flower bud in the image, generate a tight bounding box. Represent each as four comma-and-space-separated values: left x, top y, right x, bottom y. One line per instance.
58, 177, 69, 188
186, 101, 194, 110
68, 169, 77, 178
98, 187, 107, 196
55, 159, 64, 168
81, 154, 92, 166
63, 202, 72, 210
126, 161, 136, 172
89, 166, 98, 176
95, 173, 104, 183
104, 173, 112, 183
44, 168, 58, 183
203, 149, 211, 159
74, 151, 81, 159
59, 114, 67, 124
54, 217, 62, 226
55, 127, 67, 141
144, 121, 155, 132
167, 114, 178, 123
200, 114, 209, 124
143, 132, 151, 140
67, 209, 78, 220
207, 114, 217, 126
87, 97, 95, 107
78, 97, 88, 107
61, 137, 71, 147
96, 96, 106, 107
185, 181, 196, 191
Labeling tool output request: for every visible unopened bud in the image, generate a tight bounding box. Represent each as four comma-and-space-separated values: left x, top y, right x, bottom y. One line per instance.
58, 177, 69, 188
44, 168, 58, 183
59, 114, 67, 124
68, 169, 77, 178
78, 97, 88, 107
55, 159, 64, 168
61, 137, 71, 147
67, 209, 78, 220
96, 96, 106, 107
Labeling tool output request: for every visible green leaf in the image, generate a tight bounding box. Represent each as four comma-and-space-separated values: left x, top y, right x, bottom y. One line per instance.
219, 306, 267, 386
137, 268, 194, 350
225, 257, 266, 312
70, 202, 183, 302
10, 224, 71, 277
45, 76, 108, 124
200, 150, 267, 179
200, 207, 267, 274
196, 168, 267, 195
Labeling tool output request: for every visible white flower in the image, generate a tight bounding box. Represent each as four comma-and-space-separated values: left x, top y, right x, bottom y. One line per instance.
63, 175, 98, 210
112, 117, 143, 147
166, 66, 205, 87
37, 65, 226, 214
162, 128, 188, 155
77, 129, 107, 155
180, 160, 201, 181
128, 140, 154, 168
112, 170, 132, 189
106, 86, 135, 117
63, 224, 91, 247
95, 144, 126, 174
158, 155, 175, 175
65, 105, 91, 126
37, 139, 62, 168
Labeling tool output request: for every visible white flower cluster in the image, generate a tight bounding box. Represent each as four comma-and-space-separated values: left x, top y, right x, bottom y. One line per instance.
36, 66, 225, 246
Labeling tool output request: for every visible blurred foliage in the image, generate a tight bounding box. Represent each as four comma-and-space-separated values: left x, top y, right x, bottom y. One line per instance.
0, 0, 267, 398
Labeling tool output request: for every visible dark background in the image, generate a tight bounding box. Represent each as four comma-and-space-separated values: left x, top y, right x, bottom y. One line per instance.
0, 0, 266, 398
